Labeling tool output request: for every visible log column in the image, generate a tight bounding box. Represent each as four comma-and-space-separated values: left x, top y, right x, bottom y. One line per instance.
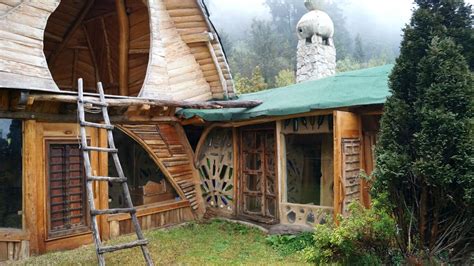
116, 0, 130, 96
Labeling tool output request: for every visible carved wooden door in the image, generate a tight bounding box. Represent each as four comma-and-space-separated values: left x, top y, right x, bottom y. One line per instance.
239, 126, 278, 224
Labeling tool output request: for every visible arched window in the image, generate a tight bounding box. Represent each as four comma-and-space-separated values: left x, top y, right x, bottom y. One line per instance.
108, 129, 179, 208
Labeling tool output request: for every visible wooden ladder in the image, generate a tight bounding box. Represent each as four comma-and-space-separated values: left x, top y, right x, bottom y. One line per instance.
76, 79, 154, 266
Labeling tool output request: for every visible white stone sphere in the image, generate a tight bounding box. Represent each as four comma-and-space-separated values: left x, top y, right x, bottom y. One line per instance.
296, 10, 334, 40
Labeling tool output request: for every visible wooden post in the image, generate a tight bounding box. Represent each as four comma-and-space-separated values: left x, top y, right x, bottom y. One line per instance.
116, 0, 130, 96
23, 121, 39, 255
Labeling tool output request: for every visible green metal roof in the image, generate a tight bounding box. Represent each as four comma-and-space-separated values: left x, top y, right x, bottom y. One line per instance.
179, 64, 393, 122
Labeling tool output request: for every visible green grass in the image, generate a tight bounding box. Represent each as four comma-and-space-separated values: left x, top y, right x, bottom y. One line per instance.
15, 220, 305, 265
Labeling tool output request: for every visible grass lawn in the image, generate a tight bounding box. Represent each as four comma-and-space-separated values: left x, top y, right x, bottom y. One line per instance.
14, 220, 305, 265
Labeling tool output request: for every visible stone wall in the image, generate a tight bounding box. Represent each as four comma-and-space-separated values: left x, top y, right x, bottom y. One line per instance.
296, 36, 336, 83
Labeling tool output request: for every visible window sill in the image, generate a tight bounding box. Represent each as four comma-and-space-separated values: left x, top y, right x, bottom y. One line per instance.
282, 202, 334, 210
0, 228, 28, 241
107, 199, 190, 222
46, 227, 91, 242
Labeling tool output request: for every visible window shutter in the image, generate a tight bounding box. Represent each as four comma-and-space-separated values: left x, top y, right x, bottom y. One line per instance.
47, 142, 89, 238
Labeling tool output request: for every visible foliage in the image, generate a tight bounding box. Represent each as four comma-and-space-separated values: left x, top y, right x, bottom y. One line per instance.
336, 56, 389, 73
354, 34, 365, 63
235, 66, 268, 94
373, 0, 474, 263
266, 232, 314, 257
274, 69, 296, 87
264, 0, 353, 61
301, 201, 401, 265
20, 220, 303, 265
248, 19, 293, 85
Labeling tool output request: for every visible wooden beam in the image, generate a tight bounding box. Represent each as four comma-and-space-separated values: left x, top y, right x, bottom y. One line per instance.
47, 0, 96, 66
28, 93, 262, 109
116, 0, 129, 96
43, 32, 63, 42
0, 111, 178, 123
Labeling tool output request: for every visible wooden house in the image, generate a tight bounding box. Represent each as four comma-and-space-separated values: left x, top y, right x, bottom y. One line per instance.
0, 0, 246, 261
0, 0, 392, 262
180, 65, 392, 228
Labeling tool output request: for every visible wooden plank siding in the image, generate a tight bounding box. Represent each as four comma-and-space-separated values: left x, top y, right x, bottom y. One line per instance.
0, 0, 60, 91
0, 0, 232, 101
119, 123, 205, 217
163, 0, 235, 99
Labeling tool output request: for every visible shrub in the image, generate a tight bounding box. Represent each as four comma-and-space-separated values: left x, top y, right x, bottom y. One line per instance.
265, 232, 314, 257
301, 201, 402, 265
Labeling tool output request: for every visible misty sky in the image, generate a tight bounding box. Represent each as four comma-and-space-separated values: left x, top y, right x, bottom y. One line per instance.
207, 0, 474, 48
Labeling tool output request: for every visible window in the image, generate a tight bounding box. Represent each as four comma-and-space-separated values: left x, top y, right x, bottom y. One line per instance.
285, 134, 333, 206
108, 129, 178, 208
0, 119, 22, 229
47, 142, 89, 238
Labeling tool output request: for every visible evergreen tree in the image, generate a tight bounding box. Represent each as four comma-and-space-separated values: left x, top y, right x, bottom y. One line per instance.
354, 34, 365, 63
373, 0, 473, 262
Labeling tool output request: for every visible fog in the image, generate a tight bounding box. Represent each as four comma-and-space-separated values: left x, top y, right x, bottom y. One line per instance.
206, 0, 474, 53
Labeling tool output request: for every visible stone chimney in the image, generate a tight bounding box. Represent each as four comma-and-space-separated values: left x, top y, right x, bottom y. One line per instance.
296, 0, 336, 83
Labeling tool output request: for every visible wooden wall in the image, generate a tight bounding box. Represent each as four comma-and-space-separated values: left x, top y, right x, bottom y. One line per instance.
21, 121, 108, 255
163, 0, 235, 99
0, 230, 29, 262
0, 0, 234, 100
360, 115, 381, 208
107, 201, 194, 238
0, 120, 203, 261
0, 1, 60, 91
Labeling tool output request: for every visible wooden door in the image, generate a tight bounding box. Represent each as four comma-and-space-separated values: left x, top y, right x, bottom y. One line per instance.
239, 126, 278, 224
333, 111, 362, 218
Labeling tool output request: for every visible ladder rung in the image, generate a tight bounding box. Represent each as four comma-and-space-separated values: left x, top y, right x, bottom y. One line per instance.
91, 208, 136, 216
82, 146, 118, 153
88, 176, 127, 182
98, 240, 148, 254
81, 99, 108, 107
81, 121, 114, 130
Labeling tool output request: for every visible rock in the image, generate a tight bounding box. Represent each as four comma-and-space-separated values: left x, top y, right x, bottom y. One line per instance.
268, 224, 314, 235
296, 39, 336, 83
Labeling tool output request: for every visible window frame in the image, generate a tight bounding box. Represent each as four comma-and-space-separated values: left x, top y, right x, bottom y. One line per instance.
279, 115, 335, 208
45, 140, 90, 240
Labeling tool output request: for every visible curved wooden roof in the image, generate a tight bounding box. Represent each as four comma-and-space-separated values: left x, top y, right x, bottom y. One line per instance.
0, 0, 235, 100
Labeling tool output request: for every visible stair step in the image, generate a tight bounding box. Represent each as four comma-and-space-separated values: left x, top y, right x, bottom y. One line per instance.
82, 146, 118, 153
91, 208, 136, 216
88, 176, 127, 182
81, 99, 108, 107
98, 239, 148, 254
81, 121, 114, 130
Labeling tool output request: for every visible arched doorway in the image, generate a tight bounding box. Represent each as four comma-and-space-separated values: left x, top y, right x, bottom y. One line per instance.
43, 0, 150, 96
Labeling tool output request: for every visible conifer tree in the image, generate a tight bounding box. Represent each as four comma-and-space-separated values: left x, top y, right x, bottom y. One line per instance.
373, 0, 473, 262
354, 34, 365, 63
